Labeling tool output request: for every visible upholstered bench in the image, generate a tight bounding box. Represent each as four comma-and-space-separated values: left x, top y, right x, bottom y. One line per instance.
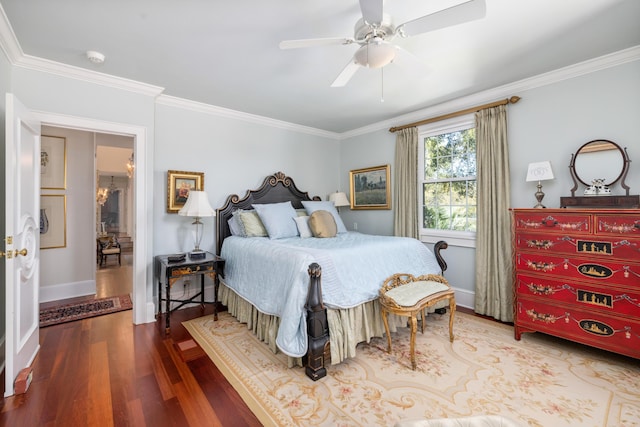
379, 273, 455, 370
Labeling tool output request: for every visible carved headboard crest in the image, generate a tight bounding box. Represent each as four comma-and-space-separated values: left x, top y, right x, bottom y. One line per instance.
215, 172, 321, 255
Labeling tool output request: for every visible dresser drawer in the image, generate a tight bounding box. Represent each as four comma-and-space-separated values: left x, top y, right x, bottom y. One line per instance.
514, 211, 591, 233
516, 274, 640, 317
596, 213, 640, 236
515, 252, 640, 288
515, 233, 640, 260
516, 298, 640, 358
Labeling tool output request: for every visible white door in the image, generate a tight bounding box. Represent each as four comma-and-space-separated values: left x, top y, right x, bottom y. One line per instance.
4, 94, 41, 397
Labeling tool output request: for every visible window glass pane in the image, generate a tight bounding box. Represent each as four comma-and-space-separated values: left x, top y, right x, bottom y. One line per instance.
423, 183, 437, 205
451, 181, 467, 205
435, 182, 451, 205
467, 180, 477, 205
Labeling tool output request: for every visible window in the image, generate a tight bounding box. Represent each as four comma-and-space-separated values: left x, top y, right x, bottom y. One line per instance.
419, 115, 476, 247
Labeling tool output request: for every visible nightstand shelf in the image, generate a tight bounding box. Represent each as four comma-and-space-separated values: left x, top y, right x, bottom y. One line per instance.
154, 252, 225, 334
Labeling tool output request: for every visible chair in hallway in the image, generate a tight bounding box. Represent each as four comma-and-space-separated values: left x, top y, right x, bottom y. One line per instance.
97, 235, 122, 267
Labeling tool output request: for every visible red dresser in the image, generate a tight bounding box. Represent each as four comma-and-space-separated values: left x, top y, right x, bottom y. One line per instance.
512, 208, 640, 359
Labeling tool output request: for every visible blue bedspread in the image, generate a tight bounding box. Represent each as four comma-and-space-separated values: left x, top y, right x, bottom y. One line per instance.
220, 232, 442, 357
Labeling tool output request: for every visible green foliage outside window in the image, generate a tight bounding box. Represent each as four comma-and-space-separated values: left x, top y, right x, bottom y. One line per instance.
422, 128, 477, 232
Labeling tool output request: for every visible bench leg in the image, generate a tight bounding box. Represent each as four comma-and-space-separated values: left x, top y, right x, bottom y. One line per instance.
409, 314, 418, 370
448, 296, 456, 342
381, 309, 392, 353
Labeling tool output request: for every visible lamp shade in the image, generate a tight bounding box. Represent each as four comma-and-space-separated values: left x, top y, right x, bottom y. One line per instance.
178, 191, 215, 217
329, 191, 350, 207
353, 38, 396, 69
526, 161, 554, 182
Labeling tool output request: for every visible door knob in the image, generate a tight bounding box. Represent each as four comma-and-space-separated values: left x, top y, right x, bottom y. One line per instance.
14, 248, 28, 257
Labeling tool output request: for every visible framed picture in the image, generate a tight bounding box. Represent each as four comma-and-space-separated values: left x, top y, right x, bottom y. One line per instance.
40, 195, 67, 249
41, 136, 67, 189
349, 164, 391, 210
167, 170, 204, 213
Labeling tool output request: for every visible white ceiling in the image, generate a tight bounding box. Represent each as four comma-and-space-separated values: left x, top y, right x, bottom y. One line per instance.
2, 0, 639, 133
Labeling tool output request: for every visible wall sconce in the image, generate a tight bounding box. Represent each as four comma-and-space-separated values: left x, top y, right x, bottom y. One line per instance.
126, 153, 134, 179
178, 190, 215, 260
329, 191, 350, 212
96, 187, 109, 206
526, 161, 554, 208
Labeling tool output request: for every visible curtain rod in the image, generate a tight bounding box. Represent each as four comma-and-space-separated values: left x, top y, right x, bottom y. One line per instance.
389, 96, 521, 133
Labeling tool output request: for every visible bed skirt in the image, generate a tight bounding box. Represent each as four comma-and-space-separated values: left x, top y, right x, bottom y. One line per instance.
218, 282, 406, 366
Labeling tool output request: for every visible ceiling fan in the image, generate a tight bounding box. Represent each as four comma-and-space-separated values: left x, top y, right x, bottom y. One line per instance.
279, 0, 486, 87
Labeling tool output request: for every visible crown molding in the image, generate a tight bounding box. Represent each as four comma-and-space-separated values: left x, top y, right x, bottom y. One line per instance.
156, 94, 341, 140
342, 45, 640, 139
0, 4, 22, 62
14, 54, 165, 98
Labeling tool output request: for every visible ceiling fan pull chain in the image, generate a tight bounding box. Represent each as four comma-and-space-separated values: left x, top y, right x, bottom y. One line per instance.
381, 68, 385, 103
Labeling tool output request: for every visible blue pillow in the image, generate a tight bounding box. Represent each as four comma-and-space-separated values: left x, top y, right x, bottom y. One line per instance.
301, 200, 347, 233
252, 201, 299, 239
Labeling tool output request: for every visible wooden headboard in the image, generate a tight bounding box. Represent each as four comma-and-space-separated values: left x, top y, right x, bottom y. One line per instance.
215, 171, 321, 255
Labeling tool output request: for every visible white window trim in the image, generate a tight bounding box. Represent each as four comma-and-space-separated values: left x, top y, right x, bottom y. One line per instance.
418, 113, 476, 248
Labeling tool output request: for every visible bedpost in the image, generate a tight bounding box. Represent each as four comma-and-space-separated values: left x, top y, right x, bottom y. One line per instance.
304, 263, 329, 381
434, 240, 449, 274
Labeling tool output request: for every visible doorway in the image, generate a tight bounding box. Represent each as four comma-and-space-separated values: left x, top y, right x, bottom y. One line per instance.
35, 112, 149, 325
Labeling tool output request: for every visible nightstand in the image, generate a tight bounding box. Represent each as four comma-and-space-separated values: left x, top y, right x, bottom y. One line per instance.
154, 252, 225, 334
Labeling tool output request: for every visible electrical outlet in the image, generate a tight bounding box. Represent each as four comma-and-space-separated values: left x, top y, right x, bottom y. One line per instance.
353, 222, 358, 230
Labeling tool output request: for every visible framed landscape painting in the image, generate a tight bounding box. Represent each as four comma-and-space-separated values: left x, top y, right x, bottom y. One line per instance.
167, 170, 204, 213
349, 164, 391, 210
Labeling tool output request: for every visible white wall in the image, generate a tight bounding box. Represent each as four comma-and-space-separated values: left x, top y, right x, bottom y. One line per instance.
339, 58, 640, 308
153, 102, 340, 257
39, 127, 96, 301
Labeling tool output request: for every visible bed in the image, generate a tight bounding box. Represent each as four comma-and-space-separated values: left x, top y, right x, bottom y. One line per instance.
215, 172, 448, 380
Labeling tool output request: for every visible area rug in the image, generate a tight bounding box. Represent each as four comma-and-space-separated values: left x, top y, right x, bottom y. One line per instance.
184, 311, 640, 427
39, 294, 132, 327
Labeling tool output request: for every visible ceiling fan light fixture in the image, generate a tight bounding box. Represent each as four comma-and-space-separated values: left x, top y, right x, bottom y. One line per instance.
354, 41, 396, 69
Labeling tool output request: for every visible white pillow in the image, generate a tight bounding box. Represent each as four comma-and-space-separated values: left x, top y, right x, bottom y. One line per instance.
252, 201, 299, 239
228, 214, 245, 236
294, 216, 312, 238
301, 200, 347, 233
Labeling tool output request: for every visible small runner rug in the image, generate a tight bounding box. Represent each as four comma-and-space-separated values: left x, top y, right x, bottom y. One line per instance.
184, 311, 640, 427
39, 294, 132, 327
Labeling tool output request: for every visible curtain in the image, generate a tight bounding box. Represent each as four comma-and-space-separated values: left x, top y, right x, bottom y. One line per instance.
474, 105, 513, 322
393, 127, 419, 238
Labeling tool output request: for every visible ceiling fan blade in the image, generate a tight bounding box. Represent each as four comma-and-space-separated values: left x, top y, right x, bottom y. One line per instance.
331, 60, 360, 87
398, 0, 486, 37
279, 37, 354, 50
393, 46, 430, 76
359, 0, 384, 25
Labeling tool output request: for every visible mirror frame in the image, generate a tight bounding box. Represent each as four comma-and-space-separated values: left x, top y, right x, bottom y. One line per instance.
569, 139, 631, 197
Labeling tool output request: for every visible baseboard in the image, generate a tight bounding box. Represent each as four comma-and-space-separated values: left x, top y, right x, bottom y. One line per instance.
39, 280, 95, 303
452, 286, 474, 310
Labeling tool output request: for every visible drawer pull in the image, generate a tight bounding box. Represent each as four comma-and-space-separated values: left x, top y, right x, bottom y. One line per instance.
599, 220, 640, 234
524, 259, 558, 272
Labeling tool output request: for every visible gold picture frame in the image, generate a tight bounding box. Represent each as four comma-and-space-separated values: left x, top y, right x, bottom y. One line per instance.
167, 170, 204, 213
41, 135, 67, 189
40, 195, 67, 249
349, 164, 391, 210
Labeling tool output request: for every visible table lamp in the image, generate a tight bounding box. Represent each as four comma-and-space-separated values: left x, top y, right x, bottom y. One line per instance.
178, 190, 215, 259
526, 161, 554, 208
329, 191, 350, 212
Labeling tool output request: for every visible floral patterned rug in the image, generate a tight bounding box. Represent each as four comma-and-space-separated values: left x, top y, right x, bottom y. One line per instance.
39, 294, 132, 327
183, 311, 640, 427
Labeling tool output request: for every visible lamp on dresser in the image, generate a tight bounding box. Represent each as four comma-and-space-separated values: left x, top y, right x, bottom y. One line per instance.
178, 190, 215, 260
526, 161, 554, 208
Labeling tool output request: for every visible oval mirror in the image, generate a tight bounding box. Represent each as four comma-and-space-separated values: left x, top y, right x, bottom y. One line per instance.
573, 140, 625, 187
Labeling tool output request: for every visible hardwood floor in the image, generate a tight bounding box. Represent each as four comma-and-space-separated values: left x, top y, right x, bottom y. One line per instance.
2, 257, 261, 426
2, 255, 485, 426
